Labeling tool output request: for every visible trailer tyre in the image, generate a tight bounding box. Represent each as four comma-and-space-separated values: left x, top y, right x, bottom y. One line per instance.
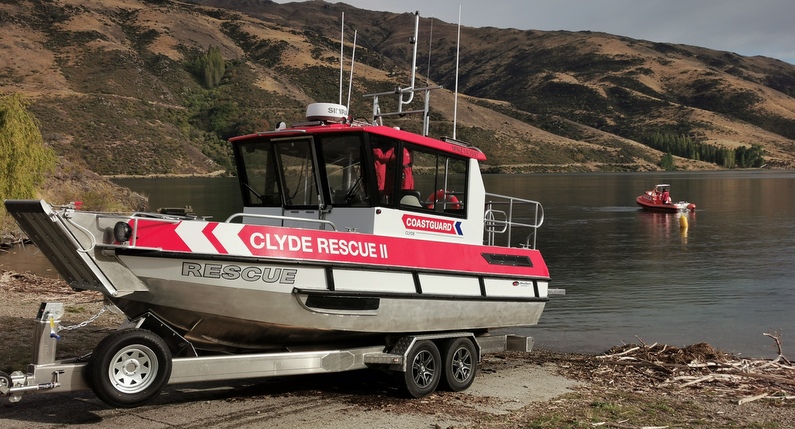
397, 340, 441, 398
88, 329, 172, 408
440, 337, 477, 391
0, 371, 11, 389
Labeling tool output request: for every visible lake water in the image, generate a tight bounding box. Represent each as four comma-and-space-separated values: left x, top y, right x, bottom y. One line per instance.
3, 171, 793, 358
490, 170, 795, 359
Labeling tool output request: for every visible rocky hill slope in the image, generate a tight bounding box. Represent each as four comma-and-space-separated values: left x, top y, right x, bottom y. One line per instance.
2, 0, 794, 176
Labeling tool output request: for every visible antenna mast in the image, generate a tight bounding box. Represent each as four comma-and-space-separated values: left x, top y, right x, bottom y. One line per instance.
399, 12, 421, 109
346, 30, 358, 112
363, 11, 441, 135
453, 5, 461, 140
339, 12, 345, 105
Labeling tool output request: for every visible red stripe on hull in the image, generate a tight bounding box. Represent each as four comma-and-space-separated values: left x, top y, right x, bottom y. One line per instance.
130, 219, 549, 279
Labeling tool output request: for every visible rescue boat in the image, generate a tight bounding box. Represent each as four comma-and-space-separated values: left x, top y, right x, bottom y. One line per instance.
636, 183, 696, 212
4, 99, 551, 353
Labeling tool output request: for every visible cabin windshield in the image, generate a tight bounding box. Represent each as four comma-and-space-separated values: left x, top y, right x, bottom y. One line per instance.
236, 140, 282, 206
234, 131, 468, 217
321, 134, 369, 206
235, 134, 370, 209
276, 139, 320, 207
236, 137, 320, 208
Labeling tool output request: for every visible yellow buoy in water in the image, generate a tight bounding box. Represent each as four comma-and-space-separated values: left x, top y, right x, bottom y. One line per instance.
679, 213, 689, 229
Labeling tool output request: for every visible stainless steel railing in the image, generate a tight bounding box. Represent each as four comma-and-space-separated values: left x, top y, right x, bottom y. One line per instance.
483, 193, 544, 249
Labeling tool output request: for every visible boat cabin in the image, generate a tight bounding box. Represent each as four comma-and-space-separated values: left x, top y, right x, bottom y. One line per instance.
230, 103, 540, 248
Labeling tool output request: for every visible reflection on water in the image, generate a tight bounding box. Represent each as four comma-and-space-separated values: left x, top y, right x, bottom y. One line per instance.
113, 176, 244, 221
2, 171, 793, 358
0, 244, 62, 279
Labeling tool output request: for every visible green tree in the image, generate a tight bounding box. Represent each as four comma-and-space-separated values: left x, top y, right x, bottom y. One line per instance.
1, 93, 56, 218
735, 144, 765, 168
187, 46, 226, 88
659, 152, 676, 171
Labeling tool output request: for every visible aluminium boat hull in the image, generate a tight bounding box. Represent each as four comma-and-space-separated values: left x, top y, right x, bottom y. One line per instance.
5, 200, 549, 353
111, 252, 547, 351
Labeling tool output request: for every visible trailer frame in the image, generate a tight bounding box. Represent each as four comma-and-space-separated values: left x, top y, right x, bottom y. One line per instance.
1, 301, 534, 406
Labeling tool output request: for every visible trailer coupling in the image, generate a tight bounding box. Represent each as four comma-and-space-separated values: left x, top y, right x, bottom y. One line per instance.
0, 302, 92, 403
0, 370, 66, 402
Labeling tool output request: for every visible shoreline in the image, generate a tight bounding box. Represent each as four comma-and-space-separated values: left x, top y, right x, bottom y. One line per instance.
103, 169, 229, 179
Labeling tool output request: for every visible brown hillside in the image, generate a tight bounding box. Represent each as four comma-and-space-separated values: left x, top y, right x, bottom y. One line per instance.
1, 0, 793, 177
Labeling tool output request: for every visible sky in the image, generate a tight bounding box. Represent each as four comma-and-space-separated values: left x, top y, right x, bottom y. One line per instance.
276, 0, 795, 65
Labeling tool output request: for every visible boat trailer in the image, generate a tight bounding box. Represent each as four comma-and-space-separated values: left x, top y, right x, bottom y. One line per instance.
0, 302, 535, 407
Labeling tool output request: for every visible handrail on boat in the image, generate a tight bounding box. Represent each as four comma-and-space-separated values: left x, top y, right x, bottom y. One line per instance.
225, 213, 338, 231
364, 85, 442, 136
483, 193, 544, 250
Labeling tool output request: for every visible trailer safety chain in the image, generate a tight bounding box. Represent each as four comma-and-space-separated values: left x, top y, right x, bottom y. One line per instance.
59, 306, 108, 332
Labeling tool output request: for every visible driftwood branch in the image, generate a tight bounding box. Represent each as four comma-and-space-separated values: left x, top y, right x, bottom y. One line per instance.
738, 392, 770, 405
589, 332, 795, 404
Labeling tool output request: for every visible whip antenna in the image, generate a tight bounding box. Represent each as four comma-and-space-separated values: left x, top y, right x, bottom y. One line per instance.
453, 5, 461, 140
426, 18, 433, 86
346, 30, 358, 112
339, 12, 345, 105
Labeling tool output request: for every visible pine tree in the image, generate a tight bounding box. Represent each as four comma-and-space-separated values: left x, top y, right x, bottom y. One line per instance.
660, 152, 676, 171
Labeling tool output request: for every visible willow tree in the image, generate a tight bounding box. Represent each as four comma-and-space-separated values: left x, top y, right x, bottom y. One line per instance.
0, 93, 55, 218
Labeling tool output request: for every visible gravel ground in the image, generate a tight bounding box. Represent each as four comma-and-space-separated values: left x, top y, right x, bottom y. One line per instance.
0, 270, 580, 428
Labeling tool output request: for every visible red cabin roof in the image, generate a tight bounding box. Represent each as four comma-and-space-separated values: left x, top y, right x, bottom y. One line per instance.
230, 122, 487, 161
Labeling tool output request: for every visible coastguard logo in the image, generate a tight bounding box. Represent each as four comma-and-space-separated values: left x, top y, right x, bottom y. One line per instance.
401, 214, 462, 235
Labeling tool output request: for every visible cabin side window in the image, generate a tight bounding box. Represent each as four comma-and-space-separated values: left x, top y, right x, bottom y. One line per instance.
371, 136, 414, 206
237, 141, 282, 207
319, 134, 370, 207
368, 135, 468, 217
406, 146, 468, 217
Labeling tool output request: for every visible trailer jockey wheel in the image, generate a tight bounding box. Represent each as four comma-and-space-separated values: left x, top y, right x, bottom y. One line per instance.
440, 337, 477, 391
88, 328, 172, 408
397, 340, 441, 398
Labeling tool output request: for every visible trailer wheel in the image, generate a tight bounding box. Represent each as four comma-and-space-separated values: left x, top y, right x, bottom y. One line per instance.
88, 329, 172, 408
0, 371, 11, 388
397, 340, 441, 398
440, 337, 477, 391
